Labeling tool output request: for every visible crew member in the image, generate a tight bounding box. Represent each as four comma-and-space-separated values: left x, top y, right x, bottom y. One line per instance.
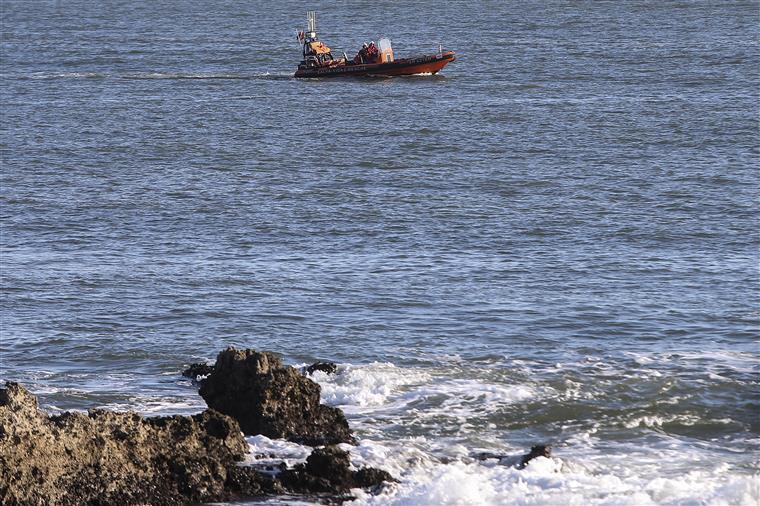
354, 42, 368, 64
366, 41, 378, 63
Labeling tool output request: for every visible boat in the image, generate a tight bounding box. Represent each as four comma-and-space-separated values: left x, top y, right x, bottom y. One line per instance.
294, 11, 455, 78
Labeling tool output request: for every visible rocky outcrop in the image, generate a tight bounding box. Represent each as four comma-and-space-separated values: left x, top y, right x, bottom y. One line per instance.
0, 381, 254, 505
199, 347, 354, 446
0, 382, 394, 505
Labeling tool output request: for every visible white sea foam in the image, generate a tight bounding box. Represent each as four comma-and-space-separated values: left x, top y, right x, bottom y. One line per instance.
310, 363, 537, 421
244, 435, 312, 467
625, 350, 759, 376
309, 362, 431, 413
398, 379, 537, 419
297, 362, 760, 506
622, 414, 736, 429
343, 438, 760, 506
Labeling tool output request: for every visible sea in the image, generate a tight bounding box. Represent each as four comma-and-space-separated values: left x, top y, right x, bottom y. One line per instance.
1, 1, 758, 504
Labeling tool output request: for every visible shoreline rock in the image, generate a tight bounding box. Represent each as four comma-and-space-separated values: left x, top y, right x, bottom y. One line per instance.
2, 347, 554, 505
0, 382, 251, 505
198, 347, 354, 445
0, 381, 393, 505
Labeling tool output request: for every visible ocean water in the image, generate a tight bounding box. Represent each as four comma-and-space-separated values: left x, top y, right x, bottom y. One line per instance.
1, 1, 759, 504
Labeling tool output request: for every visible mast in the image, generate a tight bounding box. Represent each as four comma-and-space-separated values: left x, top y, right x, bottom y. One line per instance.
303, 11, 319, 59
300, 11, 333, 67
307, 11, 317, 40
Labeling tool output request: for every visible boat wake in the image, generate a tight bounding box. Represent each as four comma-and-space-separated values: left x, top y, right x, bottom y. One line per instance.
120, 71, 292, 81
12, 71, 293, 81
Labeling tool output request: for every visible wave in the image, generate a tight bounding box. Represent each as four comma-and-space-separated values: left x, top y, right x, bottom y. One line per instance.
347, 442, 760, 506
308, 362, 430, 412
239, 435, 760, 506
308, 362, 538, 419
299, 361, 760, 505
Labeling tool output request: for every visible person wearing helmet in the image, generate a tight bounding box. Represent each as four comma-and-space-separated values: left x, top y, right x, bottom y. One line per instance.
367, 41, 378, 62
355, 42, 369, 64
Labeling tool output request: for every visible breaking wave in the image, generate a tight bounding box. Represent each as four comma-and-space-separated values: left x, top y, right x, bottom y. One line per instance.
300, 362, 760, 506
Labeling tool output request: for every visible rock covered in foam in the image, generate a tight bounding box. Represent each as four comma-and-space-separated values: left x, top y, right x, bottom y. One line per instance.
0, 381, 262, 505
473, 444, 553, 469
518, 445, 552, 469
199, 347, 354, 446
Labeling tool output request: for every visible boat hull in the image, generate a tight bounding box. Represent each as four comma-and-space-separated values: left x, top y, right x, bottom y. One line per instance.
294, 51, 455, 78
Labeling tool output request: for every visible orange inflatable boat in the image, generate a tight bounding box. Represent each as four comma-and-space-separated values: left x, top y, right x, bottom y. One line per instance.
294, 12, 455, 78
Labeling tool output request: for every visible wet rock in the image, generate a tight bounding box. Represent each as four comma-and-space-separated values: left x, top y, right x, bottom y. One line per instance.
0, 382, 394, 505
225, 465, 284, 497
182, 362, 215, 382
0, 381, 251, 505
199, 347, 354, 445
518, 444, 551, 469
280, 446, 395, 494
473, 444, 552, 469
305, 361, 338, 375
473, 452, 496, 461
304, 445, 353, 483
354, 466, 397, 489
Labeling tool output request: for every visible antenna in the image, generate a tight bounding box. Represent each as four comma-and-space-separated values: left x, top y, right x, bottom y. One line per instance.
307, 11, 317, 38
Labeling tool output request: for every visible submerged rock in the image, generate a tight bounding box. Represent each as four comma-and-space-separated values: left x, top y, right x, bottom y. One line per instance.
305, 361, 338, 375
518, 445, 552, 469
473, 444, 552, 469
199, 347, 354, 446
0, 381, 250, 505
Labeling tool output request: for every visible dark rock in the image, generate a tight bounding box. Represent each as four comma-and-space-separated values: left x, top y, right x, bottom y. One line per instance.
0, 382, 394, 505
305, 362, 338, 375
225, 465, 284, 497
473, 444, 552, 469
182, 362, 215, 382
472, 451, 501, 461
305, 445, 353, 482
518, 445, 552, 469
354, 467, 396, 489
280, 446, 395, 494
199, 347, 354, 445
0, 381, 251, 505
